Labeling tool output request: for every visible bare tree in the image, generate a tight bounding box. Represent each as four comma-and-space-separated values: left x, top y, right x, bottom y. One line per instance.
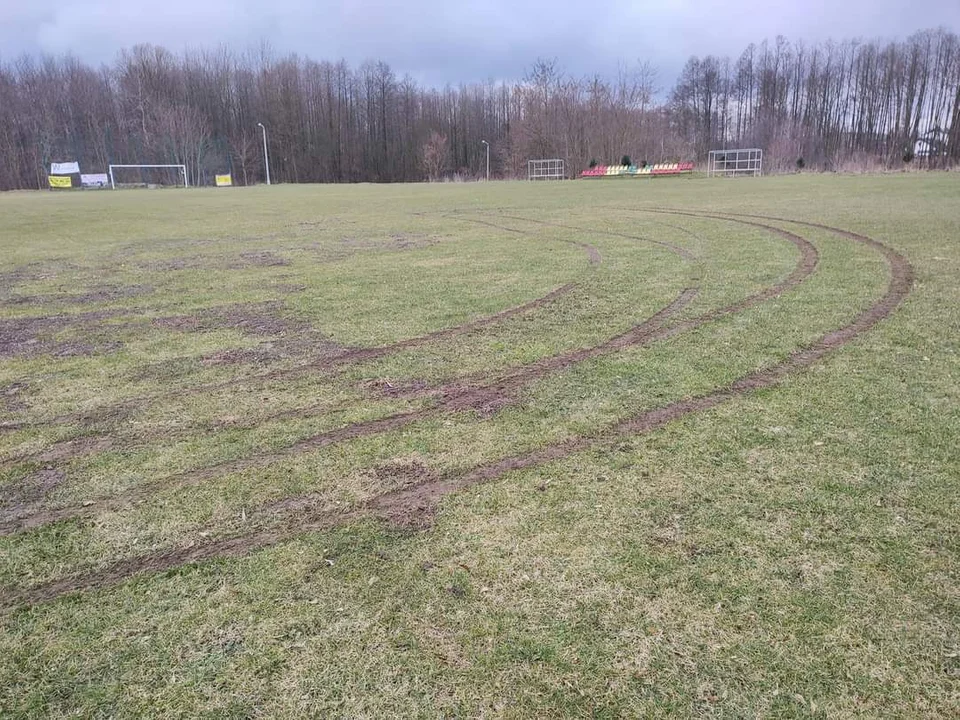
0, 27, 958, 190
421, 130, 449, 180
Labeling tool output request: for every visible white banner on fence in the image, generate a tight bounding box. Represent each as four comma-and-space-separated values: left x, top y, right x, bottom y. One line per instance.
81, 173, 109, 187
50, 161, 80, 175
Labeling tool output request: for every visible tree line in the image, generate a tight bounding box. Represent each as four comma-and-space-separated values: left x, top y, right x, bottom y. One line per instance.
0, 27, 957, 189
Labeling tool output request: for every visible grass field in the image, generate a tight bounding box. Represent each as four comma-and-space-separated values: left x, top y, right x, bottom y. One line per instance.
0, 174, 957, 717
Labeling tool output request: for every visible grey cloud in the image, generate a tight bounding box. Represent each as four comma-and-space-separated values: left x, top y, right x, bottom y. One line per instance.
1, 0, 958, 85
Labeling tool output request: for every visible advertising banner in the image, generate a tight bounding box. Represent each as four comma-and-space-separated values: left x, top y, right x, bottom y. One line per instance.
81, 173, 109, 187
48, 175, 73, 188
215, 174, 233, 187
50, 161, 80, 175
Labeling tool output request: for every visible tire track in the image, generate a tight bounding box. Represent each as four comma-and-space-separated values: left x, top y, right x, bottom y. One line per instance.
446, 215, 606, 263
0, 287, 697, 536
0, 280, 581, 434
0, 223, 593, 457
2, 214, 909, 611
0, 212, 816, 537
404, 212, 816, 403
491, 213, 699, 262
0, 211, 845, 608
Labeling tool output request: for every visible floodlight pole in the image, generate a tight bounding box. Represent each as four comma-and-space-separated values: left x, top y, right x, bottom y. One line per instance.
480, 140, 490, 181
257, 122, 271, 186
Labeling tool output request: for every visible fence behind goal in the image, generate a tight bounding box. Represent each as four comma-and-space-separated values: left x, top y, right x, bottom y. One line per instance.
528, 159, 565, 181
707, 149, 762, 177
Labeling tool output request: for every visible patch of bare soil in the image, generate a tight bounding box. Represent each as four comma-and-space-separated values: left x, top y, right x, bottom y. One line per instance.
0, 310, 126, 359
389, 233, 436, 249
228, 251, 291, 268
0, 435, 113, 476
128, 356, 202, 383
138, 251, 291, 272
200, 347, 284, 366
0, 268, 33, 291
0, 383, 28, 413
4, 285, 153, 308
356, 459, 443, 527
0, 260, 76, 297
40, 436, 110, 463
71, 285, 154, 304
37, 436, 113, 463
369, 378, 431, 398
153, 301, 349, 363
153, 301, 292, 336
157, 302, 289, 337
0, 467, 65, 515
138, 258, 204, 271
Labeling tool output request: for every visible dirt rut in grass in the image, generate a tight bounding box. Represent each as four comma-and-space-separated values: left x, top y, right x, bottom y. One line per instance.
0, 284, 695, 535
0, 212, 846, 609
0, 213, 816, 536
0, 215, 911, 611
384, 213, 816, 404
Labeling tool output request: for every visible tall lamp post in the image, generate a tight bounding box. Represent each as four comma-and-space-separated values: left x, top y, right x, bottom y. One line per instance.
257, 122, 271, 186
480, 140, 490, 181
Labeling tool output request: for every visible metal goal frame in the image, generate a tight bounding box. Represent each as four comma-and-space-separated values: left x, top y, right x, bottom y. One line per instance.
109, 164, 189, 189
707, 149, 762, 177
527, 158, 565, 181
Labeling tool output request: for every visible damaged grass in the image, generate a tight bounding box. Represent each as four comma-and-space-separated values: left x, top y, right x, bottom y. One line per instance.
0, 176, 956, 718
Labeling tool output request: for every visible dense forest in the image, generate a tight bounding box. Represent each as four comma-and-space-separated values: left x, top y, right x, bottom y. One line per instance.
0, 27, 958, 188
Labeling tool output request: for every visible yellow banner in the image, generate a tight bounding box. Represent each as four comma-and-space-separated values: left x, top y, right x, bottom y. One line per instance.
215, 174, 233, 187
48, 175, 72, 188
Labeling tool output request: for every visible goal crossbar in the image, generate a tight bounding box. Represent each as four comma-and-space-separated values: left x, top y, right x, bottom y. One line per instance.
109, 164, 188, 189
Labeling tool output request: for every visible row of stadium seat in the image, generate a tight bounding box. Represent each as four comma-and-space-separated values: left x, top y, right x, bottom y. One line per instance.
581, 162, 695, 178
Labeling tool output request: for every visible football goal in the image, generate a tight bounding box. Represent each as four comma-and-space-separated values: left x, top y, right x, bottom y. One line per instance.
528, 158, 565, 181
707, 149, 762, 177
109, 164, 188, 189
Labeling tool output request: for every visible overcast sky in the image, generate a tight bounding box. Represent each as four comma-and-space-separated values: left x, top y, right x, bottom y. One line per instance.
2, 1, 959, 87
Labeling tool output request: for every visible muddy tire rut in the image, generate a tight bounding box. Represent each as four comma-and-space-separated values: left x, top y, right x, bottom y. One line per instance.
0, 212, 912, 611
0, 212, 816, 537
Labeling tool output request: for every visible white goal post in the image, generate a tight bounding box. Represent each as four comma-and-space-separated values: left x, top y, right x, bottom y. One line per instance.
109, 164, 188, 189
528, 158, 565, 181
707, 149, 762, 177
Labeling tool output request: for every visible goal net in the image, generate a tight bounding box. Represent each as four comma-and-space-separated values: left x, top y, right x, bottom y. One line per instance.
109, 164, 188, 189
707, 149, 762, 177
528, 158, 565, 181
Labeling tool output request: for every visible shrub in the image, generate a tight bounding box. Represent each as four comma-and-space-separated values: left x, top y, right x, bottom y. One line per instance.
903, 149, 915, 163
588, 159, 597, 168
796, 157, 805, 170
621, 155, 632, 167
